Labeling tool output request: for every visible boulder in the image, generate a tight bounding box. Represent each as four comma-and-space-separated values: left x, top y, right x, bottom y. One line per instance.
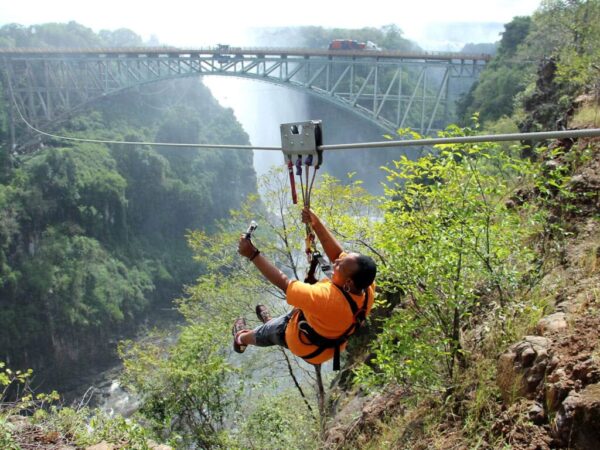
546, 368, 575, 411
528, 401, 546, 425
554, 383, 600, 449
572, 358, 600, 384
536, 312, 568, 335
497, 336, 550, 404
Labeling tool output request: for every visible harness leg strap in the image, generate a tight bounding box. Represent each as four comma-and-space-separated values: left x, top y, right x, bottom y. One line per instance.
333, 346, 341, 371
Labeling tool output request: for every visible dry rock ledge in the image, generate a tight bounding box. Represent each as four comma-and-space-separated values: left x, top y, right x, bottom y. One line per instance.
497, 211, 600, 449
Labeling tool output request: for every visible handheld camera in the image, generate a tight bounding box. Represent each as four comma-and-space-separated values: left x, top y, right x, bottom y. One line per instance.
245, 220, 257, 240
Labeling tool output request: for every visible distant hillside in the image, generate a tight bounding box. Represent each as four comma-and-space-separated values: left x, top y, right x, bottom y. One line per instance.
0, 22, 255, 390
461, 42, 498, 55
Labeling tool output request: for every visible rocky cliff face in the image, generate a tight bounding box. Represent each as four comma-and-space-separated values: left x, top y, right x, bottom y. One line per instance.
496, 165, 600, 449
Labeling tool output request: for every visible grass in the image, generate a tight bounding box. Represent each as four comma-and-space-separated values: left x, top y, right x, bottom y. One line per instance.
571, 102, 600, 128
584, 242, 599, 275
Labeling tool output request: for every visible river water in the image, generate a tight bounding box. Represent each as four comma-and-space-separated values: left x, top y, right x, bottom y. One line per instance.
60, 313, 181, 417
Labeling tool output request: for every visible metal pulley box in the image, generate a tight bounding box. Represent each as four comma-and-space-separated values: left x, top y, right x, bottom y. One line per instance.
280, 120, 323, 167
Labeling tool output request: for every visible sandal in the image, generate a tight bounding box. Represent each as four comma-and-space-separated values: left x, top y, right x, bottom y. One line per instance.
255, 305, 272, 324
232, 317, 250, 353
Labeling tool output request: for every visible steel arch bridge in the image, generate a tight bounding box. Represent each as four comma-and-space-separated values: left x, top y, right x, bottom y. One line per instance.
1, 46, 488, 149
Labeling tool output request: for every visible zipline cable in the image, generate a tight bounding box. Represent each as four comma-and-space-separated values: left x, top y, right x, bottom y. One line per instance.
17, 109, 600, 152
7, 83, 280, 151
8, 80, 600, 151
319, 128, 600, 150
15, 116, 281, 150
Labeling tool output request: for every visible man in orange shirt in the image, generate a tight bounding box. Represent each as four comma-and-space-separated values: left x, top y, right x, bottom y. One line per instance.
234, 207, 376, 369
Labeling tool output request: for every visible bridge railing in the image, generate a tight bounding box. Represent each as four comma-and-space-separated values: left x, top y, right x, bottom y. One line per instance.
0, 46, 491, 62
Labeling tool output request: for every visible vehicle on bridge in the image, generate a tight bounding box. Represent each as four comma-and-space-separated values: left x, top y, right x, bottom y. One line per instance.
328, 39, 381, 51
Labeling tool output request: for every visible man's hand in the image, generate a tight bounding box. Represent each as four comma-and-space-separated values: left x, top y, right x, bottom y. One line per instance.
238, 235, 257, 259
301, 207, 319, 227
301, 207, 344, 262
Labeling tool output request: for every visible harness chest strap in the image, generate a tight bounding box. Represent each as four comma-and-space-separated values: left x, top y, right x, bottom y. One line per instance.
297, 285, 368, 371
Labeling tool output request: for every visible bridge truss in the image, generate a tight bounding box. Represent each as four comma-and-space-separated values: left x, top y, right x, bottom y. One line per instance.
1, 47, 487, 149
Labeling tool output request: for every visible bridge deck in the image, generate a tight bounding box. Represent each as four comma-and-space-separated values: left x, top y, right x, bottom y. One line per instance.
0, 46, 491, 62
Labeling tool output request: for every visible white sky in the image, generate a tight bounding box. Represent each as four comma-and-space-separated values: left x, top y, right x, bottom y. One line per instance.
1, 0, 541, 48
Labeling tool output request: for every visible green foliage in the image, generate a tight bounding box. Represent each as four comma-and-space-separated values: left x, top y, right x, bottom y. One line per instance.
22, 144, 127, 239
460, 1, 600, 127
0, 416, 18, 450
1, 361, 165, 449
497, 16, 532, 57
458, 16, 535, 123
98, 28, 144, 47
461, 42, 498, 55
120, 322, 238, 448
355, 124, 543, 389
532, 143, 595, 231
0, 25, 255, 390
0, 22, 256, 384
0, 22, 101, 48
237, 392, 318, 449
0, 21, 147, 49
537, 0, 600, 90
1, 361, 37, 407
461, 64, 532, 123
22, 229, 152, 327
40, 406, 156, 449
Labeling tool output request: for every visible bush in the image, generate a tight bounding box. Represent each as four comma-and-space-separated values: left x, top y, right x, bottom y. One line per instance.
356, 125, 543, 389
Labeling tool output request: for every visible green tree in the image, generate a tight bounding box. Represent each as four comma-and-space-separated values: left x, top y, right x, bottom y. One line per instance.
458, 16, 535, 123
530, 0, 600, 89
356, 126, 542, 389
497, 16, 531, 57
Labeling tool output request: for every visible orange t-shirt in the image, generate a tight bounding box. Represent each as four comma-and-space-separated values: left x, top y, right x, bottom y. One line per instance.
285, 278, 375, 365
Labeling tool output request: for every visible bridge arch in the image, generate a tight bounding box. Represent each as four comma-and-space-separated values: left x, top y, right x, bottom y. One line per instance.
1, 47, 487, 149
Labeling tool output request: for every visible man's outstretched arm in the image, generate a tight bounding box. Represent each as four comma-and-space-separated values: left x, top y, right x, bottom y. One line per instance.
238, 236, 290, 292
302, 207, 344, 262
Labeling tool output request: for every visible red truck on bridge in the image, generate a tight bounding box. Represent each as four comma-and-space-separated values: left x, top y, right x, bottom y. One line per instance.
328, 39, 381, 51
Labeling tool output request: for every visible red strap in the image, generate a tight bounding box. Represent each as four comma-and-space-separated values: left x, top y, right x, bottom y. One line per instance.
287, 160, 297, 204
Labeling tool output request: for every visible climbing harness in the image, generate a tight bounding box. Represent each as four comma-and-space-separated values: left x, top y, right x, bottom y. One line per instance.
297, 285, 369, 370
280, 121, 331, 281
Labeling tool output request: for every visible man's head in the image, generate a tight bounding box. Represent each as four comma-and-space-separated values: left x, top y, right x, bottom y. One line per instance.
332, 252, 377, 292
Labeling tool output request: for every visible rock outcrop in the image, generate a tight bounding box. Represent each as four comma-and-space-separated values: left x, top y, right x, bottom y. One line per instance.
497, 336, 550, 403
554, 383, 600, 449
496, 202, 600, 449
